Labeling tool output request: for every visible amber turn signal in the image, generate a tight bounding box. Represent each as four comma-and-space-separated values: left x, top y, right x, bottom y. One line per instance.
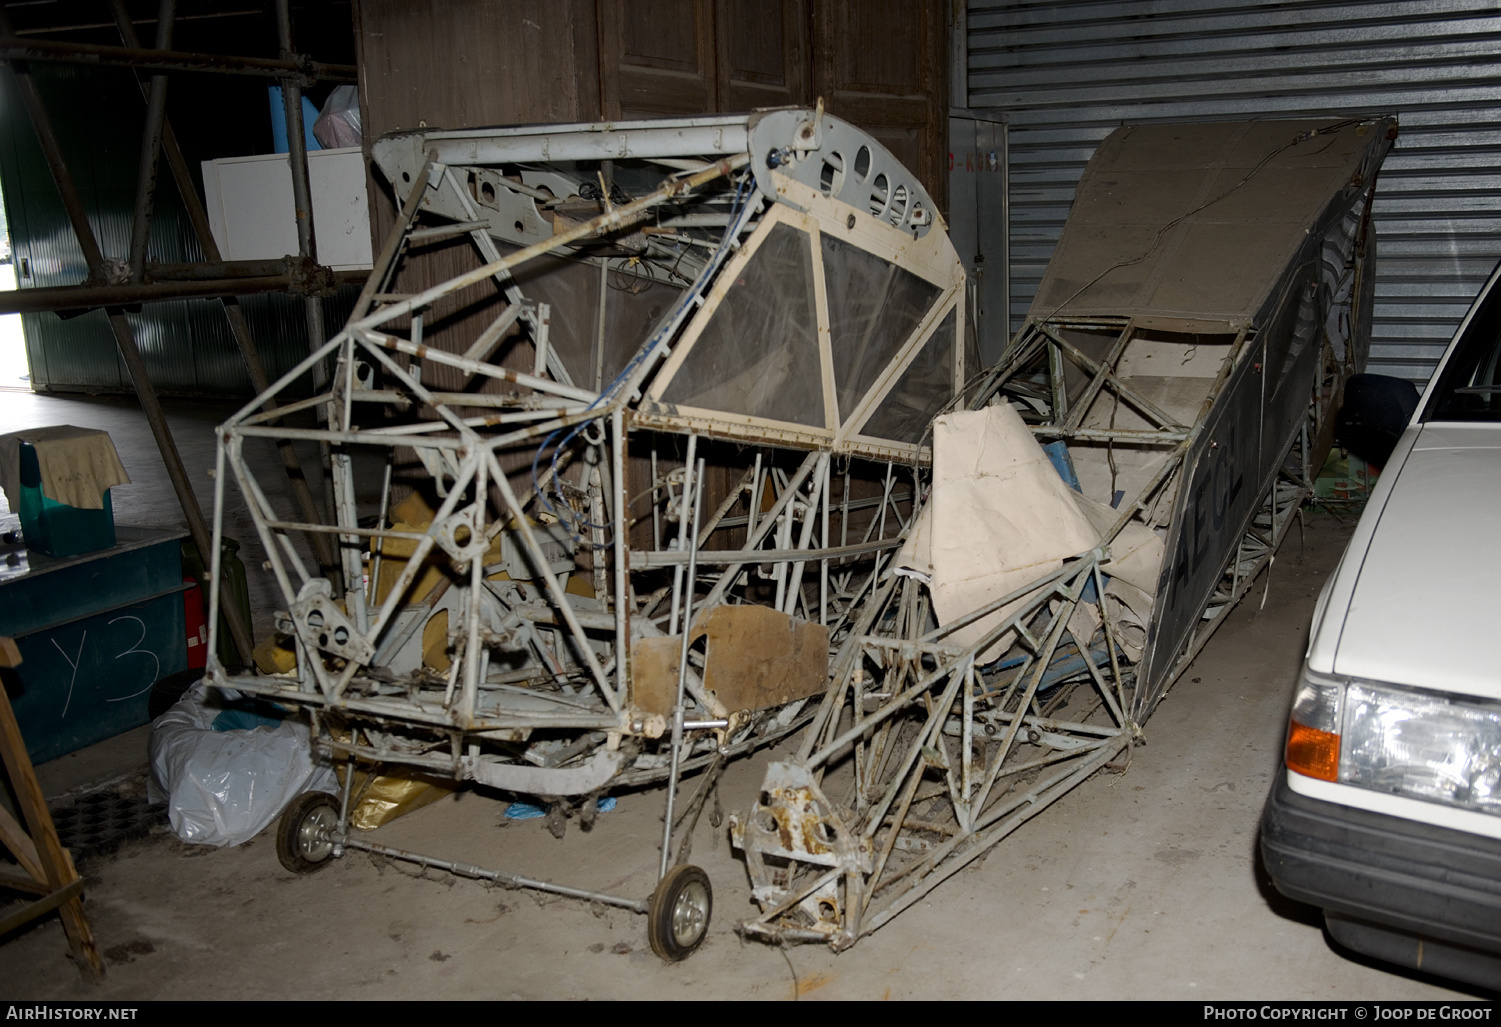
1285, 720, 1340, 781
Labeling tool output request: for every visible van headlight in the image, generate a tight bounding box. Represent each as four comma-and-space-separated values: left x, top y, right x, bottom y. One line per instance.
1286, 671, 1501, 815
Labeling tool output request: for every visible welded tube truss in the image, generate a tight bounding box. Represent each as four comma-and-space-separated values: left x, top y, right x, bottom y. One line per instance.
201, 106, 1374, 959
971, 315, 1258, 714
212, 158, 753, 800
212, 119, 936, 803
212, 109, 1136, 956
731, 550, 1133, 949
973, 315, 1214, 445
726, 307, 1266, 947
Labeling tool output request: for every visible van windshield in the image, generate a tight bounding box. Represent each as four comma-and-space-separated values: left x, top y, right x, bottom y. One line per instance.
1425, 267, 1501, 422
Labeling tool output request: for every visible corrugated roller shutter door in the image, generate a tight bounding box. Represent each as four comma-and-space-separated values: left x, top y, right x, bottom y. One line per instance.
967, 0, 1501, 383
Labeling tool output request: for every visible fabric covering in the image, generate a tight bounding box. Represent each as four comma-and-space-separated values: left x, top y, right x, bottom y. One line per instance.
0, 425, 131, 511
1029, 118, 1394, 332
896, 403, 1163, 662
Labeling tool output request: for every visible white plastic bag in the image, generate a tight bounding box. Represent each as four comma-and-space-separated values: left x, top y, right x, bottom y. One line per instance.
148, 683, 336, 847
313, 85, 361, 149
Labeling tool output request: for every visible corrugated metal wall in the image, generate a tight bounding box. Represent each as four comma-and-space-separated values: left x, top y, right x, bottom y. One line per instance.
966, 0, 1501, 383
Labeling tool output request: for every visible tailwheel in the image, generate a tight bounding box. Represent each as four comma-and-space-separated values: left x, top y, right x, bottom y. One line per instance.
647, 864, 712, 961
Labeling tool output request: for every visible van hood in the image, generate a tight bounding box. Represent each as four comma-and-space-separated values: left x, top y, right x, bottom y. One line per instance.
1333, 424, 1501, 701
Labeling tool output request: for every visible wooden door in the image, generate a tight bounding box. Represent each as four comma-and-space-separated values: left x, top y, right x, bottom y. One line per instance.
354, 0, 602, 388
599, 0, 719, 117
809, 0, 947, 214
715, 0, 809, 112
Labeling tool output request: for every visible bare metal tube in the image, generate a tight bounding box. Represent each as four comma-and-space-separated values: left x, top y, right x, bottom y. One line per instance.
668, 435, 698, 636
661, 455, 706, 879
699, 450, 822, 610
780, 454, 831, 617
125, 0, 173, 282
612, 410, 630, 706
351, 155, 750, 338
414, 117, 750, 166
0, 37, 355, 82
483, 451, 620, 714
342, 839, 648, 913
357, 329, 595, 403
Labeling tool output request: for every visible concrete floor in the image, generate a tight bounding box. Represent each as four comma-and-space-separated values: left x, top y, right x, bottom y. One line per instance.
0, 389, 1488, 1000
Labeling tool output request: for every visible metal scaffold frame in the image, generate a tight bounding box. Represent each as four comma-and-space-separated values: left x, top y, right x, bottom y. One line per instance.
0, 1, 364, 661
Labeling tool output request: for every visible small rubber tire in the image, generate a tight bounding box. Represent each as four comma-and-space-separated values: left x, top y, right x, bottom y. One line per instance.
276, 791, 340, 874
647, 864, 712, 961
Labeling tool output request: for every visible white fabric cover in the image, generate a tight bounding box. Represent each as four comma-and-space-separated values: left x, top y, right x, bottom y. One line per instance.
896, 403, 1163, 662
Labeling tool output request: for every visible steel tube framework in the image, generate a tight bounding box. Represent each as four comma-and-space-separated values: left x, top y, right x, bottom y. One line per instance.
198, 107, 1364, 963
206, 108, 970, 959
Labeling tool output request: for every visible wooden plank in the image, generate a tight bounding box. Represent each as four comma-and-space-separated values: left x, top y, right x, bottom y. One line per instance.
0, 865, 50, 896
0, 878, 84, 938
0, 645, 103, 977
0, 802, 45, 885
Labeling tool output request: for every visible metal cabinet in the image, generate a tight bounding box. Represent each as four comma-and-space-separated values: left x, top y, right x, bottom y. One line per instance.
0, 521, 188, 763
